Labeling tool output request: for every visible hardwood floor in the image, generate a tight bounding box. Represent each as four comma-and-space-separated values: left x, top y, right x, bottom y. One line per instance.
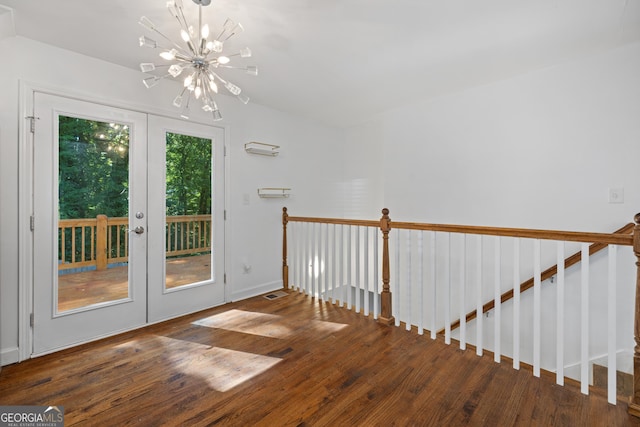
1, 291, 638, 426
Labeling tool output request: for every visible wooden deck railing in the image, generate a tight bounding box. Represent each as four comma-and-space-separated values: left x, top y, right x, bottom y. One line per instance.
282, 207, 640, 412
58, 214, 211, 271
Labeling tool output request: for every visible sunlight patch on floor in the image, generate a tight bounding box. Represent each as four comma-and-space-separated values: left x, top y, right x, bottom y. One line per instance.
160, 336, 281, 392
309, 319, 348, 334
193, 309, 348, 338
193, 309, 293, 338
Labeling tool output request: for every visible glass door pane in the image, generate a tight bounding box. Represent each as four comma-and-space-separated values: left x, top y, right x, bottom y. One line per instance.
57, 116, 131, 313
164, 132, 213, 289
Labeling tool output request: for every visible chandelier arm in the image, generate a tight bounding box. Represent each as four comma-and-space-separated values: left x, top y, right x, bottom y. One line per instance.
173, 54, 193, 63
143, 72, 173, 87
215, 18, 233, 41
226, 48, 251, 59
167, 6, 196, 56
207, 73, 219, 97
218, 65, 245, 70
219, 64, 254, 69
177, 5, 202, 55
173, 86, 188, 108
205, 71, 218, 94
225, 81, 241, 96
180, 88, 193, 118
199, 77, 207, 101
211, 97, 221, 120
169, 12, 190, 37
151, 41, 181, 53
176, 6, 200, 56
194, 69, 204, 99
218, 65, 257, 76
201, 78, 215, 107
149, 27, 192, 57
174, 4, 192, 35
207, 79, 217, 100
210, 71, 226, 85
198, 4, 203, 56
147, 63, 173, 69
168, 7, 198, 55
221, 23, 243, 42
186, 41, 198, 56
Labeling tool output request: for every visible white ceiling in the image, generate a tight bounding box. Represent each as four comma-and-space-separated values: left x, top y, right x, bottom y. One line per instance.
1, 0, 639, 127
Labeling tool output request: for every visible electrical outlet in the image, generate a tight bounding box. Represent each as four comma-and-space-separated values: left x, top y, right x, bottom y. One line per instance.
242, 258, 251, 273
608, 187, 624, 204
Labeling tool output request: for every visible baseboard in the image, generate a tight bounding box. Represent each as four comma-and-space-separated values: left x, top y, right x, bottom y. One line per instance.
1, 346, 20, 367
230, 280, 283, 302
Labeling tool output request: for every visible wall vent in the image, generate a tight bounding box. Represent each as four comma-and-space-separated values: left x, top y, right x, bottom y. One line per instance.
263, 291, 288, 300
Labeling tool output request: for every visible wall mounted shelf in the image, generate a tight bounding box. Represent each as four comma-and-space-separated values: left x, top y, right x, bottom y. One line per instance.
245, 142, 280, 156
258, 188, 291, 198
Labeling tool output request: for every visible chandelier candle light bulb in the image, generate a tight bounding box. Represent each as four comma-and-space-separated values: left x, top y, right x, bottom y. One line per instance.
139, 0, 257, 121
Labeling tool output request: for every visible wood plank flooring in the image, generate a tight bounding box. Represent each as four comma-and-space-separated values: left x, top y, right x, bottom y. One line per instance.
1, 291, 639, 426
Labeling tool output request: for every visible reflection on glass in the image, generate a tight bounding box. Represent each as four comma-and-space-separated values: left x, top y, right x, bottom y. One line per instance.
57, 116, 130, 312
165, 132, 213, 289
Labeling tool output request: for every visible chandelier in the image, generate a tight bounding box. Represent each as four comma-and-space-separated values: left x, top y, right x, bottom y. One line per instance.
138, 0, 257, 121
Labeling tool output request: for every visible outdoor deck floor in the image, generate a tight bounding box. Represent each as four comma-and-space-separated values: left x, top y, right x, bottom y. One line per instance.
58, 254, 211, 312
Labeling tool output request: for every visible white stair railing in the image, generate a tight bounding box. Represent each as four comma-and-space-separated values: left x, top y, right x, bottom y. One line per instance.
282, 208, 639, 407
287, 220, 381, 320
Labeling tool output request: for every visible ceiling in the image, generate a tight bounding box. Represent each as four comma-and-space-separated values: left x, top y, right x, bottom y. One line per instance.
1, 0, 639, 128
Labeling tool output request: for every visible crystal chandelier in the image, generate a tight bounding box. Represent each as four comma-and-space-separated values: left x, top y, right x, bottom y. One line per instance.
139, 0, 257, 121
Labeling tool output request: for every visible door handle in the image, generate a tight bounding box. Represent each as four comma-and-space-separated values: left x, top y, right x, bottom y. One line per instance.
127, 226, 145, 235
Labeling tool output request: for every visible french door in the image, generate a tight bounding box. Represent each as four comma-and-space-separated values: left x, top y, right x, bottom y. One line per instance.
32, 93, 225, 356
147, 115, 225, 323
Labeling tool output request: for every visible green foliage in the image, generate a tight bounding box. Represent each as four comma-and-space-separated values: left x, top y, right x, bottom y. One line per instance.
58, 117, 213, 220
58, 116, 129, 219
165, 132, 212, 216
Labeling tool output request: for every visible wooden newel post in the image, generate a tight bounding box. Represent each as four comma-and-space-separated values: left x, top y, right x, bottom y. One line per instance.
282, 207, 289, 289
378, 208, 394, 325
630, 213, 640, 416
96, 214, 108, 271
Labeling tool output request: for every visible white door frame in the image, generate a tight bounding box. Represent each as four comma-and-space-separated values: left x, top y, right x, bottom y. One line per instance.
17, 80, 231, 362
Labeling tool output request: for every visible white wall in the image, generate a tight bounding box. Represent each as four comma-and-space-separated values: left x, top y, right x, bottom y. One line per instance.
344, 41, 640, 369
222, 99, 348, 300
340, 121, 386, 219
369, 41, 640, 231
0, 36, 345, 364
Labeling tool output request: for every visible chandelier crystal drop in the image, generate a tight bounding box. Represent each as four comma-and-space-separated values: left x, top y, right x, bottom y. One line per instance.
139, 0, 257, 121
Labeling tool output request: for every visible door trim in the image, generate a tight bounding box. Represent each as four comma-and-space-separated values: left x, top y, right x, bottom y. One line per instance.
17, 81, 34, 362
17, 80, 230, 361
